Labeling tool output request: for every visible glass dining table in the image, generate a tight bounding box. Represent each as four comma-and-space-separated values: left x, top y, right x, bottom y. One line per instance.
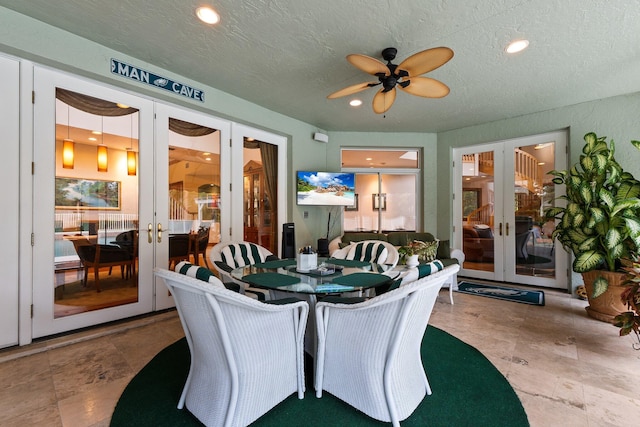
230, 257, 398, 295
231, 257, 399, 355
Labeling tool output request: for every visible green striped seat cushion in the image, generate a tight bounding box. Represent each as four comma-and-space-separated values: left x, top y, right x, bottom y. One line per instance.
346, 241, 389, 265
400, 259, 445, 285
175, 262, 241, 293
219, 243, 267, 269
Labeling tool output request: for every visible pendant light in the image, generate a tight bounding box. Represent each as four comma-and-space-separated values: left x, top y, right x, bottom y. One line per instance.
126, 113, 137, 176
62, 104, 74, 169
97, 116, 108, 172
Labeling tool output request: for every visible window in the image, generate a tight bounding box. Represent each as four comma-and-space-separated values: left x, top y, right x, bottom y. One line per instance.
341, 149, 420, 232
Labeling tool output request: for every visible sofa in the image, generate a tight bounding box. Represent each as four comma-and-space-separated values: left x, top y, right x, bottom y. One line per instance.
329, 231, 464, 290
462, 225, 494, 262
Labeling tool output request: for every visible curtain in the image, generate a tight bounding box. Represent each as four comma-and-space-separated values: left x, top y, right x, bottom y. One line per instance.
259, 142, 278, 242
56, 88, 137, 116
56, 88, 216, 137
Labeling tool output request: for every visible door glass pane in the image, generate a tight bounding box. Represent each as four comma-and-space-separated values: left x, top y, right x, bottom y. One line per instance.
514, 143, 555, 278
380, 174, 416, 231
344, 173, 377, 231
462, 151, 495, 273
167, 119, 220, 268
54, 89, 139, 318
243, 138, 276, 253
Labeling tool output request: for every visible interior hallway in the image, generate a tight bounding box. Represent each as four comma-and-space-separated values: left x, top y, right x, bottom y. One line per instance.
1, 285, 639, 426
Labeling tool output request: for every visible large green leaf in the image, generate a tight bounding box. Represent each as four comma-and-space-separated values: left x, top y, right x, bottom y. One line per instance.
580, 155, 594, 173
566, 229, 588, 243
578, 237, 598, 251
617, 182, 640, 200
624, 217, 640, 236
612, 199, 640, 216
588, 207, 606, 223
574, 251, 604, 272
579, 184, 592, 204
599, 188, 615, 208
609, 243, 625, 259
571, 212, 586, 228
583, 132, 597, 153
631, 140, 640, 150
593, 153, 608, 172
592, 275, 609, 298
544, 207, 564, 218
605, 228, 623, 248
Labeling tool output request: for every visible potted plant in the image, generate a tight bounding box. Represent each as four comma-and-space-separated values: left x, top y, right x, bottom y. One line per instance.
544, 132, 640, 322
398, 240, 439, 267
614, 255, 640, 349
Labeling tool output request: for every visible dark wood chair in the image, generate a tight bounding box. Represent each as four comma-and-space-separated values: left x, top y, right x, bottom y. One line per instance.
75, 243, 133, 292
169, 234, 191, 270
188, 226, 211, 268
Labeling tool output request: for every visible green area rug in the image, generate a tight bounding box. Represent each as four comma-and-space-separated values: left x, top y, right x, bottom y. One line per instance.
111, 326, 528, 426
458, 281, 545, 306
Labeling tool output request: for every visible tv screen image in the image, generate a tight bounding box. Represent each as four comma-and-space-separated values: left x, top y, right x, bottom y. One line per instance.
297, 171, 355, 206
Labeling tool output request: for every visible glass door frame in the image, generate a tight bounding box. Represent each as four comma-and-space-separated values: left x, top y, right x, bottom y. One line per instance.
231, 123, 287, 255
154, 103, 231, 310
32, 67, 155, 338
453, 130, 568, 288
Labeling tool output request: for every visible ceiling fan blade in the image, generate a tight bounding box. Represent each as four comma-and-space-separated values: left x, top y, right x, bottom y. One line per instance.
347, 54, 390, 76
372, 88, 396, 114
397, 47, 454, 76
327, 81, 377, 99
398, 76, 450, 98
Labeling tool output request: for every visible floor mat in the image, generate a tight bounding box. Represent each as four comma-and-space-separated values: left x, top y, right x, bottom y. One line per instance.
457, 281, 545, 305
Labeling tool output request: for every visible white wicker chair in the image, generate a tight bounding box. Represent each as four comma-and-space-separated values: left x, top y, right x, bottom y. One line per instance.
210, 240, 277, 300
330, 239, 400, 269
154, 268, 309, 427
314, 264, 460, 427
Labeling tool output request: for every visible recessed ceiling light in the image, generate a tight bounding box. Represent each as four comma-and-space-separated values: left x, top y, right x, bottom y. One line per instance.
365, 157, 372, 161
538, 162, 545, 165
92, 130, 102, 135
349, 99, 363, 107
88, 137, 97, 141
196, 6, 220, 25
205, 157, 212, 161
203, 152, 211, 156
506, 39, 529, 54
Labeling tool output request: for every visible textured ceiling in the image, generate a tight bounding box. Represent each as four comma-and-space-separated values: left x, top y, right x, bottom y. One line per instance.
2, 0, 640, 133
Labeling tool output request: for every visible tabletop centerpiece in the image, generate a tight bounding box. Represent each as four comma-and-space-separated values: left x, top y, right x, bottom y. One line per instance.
398, 239, 439, 267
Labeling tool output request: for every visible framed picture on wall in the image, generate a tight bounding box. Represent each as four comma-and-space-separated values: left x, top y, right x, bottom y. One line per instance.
345, 193, 359, 211
55, 177, 121, 210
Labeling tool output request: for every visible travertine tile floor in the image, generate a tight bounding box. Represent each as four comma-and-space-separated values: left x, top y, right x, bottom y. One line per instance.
2, 285, 640, 426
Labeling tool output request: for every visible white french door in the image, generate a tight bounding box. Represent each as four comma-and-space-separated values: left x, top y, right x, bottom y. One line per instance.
231, 123, 287, 255
32, 67, 155, 337
0, 55, 20, 348
153, 104, 231, 309
453, 130, 568, 288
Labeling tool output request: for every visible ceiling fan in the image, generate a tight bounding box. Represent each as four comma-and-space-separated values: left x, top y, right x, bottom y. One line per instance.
328, 46, 454, 114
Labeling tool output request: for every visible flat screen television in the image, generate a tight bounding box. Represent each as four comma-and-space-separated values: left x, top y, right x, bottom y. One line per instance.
296, 171, 356, 206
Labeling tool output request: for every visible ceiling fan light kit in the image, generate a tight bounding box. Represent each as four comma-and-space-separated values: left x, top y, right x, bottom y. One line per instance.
328, 46, 454, 114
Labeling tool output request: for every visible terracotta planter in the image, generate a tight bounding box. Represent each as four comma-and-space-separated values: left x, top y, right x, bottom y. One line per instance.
582, 270, 628, 323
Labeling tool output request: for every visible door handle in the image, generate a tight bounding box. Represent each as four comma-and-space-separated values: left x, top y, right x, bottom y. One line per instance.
157, 223, 163, 243
506, 222, 510, 236
499, 223, 503, 236
147, 223, 153, 244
